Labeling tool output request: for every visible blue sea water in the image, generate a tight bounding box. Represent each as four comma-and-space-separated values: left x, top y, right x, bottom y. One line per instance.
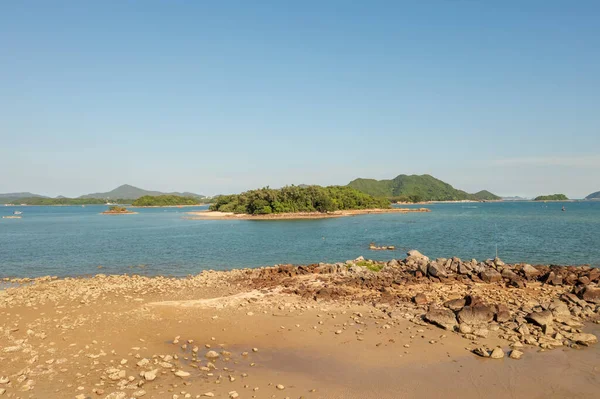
0, 202, 599, 278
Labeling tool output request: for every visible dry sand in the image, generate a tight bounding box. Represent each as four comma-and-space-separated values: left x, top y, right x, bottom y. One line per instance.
186, 208, 430, 220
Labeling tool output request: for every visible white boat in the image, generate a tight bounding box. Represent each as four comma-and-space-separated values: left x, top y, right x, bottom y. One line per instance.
13, 211, 22, 215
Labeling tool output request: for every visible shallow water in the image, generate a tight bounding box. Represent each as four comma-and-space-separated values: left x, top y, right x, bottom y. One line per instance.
0, 201, 599, 277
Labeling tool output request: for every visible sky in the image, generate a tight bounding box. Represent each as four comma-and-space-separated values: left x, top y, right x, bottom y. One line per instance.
1, 1, 598, 198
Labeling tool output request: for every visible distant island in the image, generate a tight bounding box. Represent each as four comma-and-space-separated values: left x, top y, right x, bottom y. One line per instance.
585, 191, 600, 200
209, 185, 391, 215
101, 206, 137, 215
132, 195, 202, 207
534, 194, 569, 201
80, 184, 206, 200
8, 197, 134, 206
347, 174, 500, 202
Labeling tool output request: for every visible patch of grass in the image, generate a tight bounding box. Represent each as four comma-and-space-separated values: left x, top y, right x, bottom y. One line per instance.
355, 260, 384, 272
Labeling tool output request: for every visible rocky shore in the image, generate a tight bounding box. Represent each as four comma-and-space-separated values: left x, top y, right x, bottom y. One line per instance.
1, 252, 599, 398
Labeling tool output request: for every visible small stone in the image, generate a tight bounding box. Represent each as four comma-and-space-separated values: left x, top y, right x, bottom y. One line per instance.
276, 384, 285, 390
143, 369, 158, 381
202, 393, 215, 397
175, 370, 190, 378
473, 347, 490, 357
229, 391, 239, 399
205, 351, 220, 360
490, 347, 504, 359
509, 350, 523, 359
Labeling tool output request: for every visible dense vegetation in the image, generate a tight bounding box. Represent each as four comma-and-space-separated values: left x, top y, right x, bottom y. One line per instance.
585, 191, 600, 200
107, 206, 129, 213
348, 174, 500, 202
9, 197, 133, 205
132, 195, 201, 206
209, 185, 390, 214
534, 194, 569, 201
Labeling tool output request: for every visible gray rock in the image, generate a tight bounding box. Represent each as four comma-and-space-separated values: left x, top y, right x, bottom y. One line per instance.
427, 262, 448, 278
407, 250, 427, 259
424, 308, 458, 331
457, 304, 495, 325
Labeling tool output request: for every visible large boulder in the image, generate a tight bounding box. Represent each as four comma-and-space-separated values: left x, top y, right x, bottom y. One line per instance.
526, 310, 553, 327
457, 304, 495, 325
521, 264, 540, 279
480, 269, 502, 283
424, 308, 458, 331
407, 250, 428, 260
495, 304, 511, 323
427, 262, 448, 278
579, 286, 600, 304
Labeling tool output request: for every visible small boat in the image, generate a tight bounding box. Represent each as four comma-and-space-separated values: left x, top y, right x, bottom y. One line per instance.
562, 206, 566, 212
13, 211, 22, 215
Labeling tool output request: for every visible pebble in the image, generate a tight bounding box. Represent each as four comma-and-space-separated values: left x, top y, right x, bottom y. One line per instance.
175, 370, 191, 378
509, 349, 524, 360
276, 384, 285, 390
490, 347, 505, 359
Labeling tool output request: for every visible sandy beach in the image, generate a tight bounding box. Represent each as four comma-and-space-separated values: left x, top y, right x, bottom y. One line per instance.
186, 208, 431, 220
1, 252, 599, 398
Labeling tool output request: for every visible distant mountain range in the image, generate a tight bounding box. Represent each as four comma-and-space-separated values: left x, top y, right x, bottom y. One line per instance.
0, 184, 205, 204
78, 184, 205, 199
586, 191, 600, 200
347, 174, 501, 201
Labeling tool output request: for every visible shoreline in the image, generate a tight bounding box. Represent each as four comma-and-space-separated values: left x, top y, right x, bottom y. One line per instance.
0, 253, 598, 398
186, 207, 431, 220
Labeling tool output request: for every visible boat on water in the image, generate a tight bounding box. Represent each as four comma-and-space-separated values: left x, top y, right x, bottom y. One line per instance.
562, 206, 566, 212
3, 215, 22, 219
13, 211, 22, 215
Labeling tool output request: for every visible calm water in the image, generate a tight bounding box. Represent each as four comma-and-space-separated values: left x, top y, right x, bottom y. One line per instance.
0, 202, 599, 278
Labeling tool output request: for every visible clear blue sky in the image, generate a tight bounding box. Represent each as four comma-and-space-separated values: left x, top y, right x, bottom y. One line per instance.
1, 1, 598, 198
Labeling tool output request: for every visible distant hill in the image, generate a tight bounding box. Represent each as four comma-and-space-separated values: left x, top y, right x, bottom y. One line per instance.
0, 192, 47, 204
585, 191, 600, 200
534, 194, 569, 201
502, 196, 530, 201
79, 184, 205, 200
347, 174, 500, 202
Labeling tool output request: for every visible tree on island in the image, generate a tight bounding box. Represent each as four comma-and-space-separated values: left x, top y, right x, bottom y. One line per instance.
534, 194, 569, 201
209, 185, 390, 215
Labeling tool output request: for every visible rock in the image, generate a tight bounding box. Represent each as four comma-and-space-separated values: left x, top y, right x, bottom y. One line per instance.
229, 391, 239, 399
444, 298, 467, 312
0, 377, 8, 385
0, 388, 5, 395
427, 263, 448, 278
458, 263, 473, 275
509, 349, 523, 359
205, 350, 220, 360
457, 304, 495, 325
490, 347, 504, 359
473, 347, 490, 357
424, 308, 458, 331
143, 369, 158, 381
407, 250, 427, 259
174, 370, 190, 378
202, 394, 215, 398
526, 310, 554, 327
132, 390, 146, 398
473, 328, 489, 338
579, 286, 600, 304
413, 293, 428, 305
522, 264, 540, 278
480, 269, 502, 283
387, 259, 400, 268
570, 333, 598, 345
459, 324, 473, 334
495, 304, 511, 323
276, 384, 285, 390
549, 300, 571, 317
501, 268, 519, 281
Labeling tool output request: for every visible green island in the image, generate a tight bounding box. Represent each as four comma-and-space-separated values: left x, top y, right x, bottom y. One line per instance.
10, 197, 134, 205
131, 195, 202, 207
585, 191, 600, 200
534, 194, 569, 201
209, 185, 390, 215
101, 206, 137, 215
348, 174, 500, 202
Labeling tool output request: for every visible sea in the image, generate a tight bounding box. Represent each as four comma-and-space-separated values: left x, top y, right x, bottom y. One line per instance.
1, 201, 599, 278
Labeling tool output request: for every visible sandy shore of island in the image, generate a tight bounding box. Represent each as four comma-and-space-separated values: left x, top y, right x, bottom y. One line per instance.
1, 252, 599, 398
186, 208, 431, 220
